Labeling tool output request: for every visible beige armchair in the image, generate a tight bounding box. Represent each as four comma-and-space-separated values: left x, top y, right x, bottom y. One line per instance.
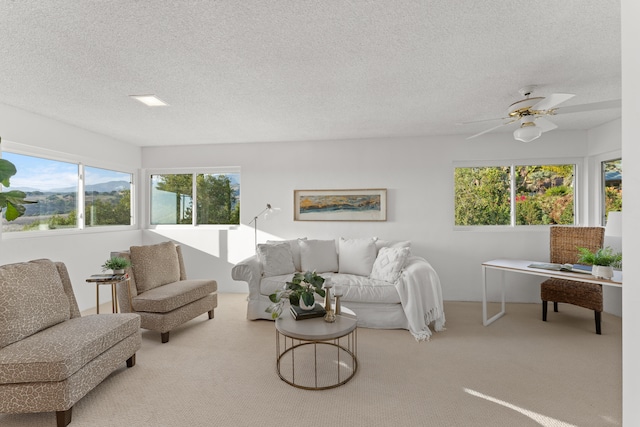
112, 241, 218, 343
0, 259, 141, 427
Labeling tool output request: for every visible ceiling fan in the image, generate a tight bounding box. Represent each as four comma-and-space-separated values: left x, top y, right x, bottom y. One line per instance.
462, 86, 621, 142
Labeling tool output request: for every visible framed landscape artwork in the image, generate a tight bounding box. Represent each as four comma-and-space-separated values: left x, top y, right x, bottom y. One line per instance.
294, 189, 387, 221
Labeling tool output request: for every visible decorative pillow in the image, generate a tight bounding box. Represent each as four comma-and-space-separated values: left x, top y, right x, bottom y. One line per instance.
338, 237, 377, 276
267, 238, 306, 271
130, 241, 181, 293
370, 247, 411, 283
299, 239, 338, 273
375, 239, 411, 254
0, 259, 71, 349
257, 243, 296, 277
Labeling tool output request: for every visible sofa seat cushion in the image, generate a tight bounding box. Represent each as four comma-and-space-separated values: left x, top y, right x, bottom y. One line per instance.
259, 273, 400, 304
326, 273, 401, 304
0, 259, 71, 349
0, 313, 140, 384
259, 273, 296, 297
132, 279, 217, 313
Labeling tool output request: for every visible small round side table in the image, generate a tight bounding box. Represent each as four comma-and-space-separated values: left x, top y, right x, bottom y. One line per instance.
275, 309, 358, 390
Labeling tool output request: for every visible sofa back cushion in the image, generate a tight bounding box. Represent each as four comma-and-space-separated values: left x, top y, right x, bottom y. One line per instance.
300, 239, 338, 273
0, 259, 71, 349
338, 237, 377, 276
257, 243, 296, 277
130, 241, 181, 293
374, 239, 411, 254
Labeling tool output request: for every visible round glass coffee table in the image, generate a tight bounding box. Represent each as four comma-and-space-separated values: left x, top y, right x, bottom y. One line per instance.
275, 309, 358, 390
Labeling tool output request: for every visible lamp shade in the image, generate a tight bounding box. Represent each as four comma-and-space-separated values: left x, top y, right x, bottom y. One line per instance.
605, 211, 622, 237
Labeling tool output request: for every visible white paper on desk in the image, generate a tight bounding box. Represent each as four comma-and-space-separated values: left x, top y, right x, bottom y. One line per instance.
528, 263, 592, 274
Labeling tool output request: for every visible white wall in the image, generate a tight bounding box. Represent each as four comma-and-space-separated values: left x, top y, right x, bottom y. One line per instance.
0, 104, 143, 311
622, 0, 640, 422
142, 129, 621, 313
0, 101, 623, 315
587, 118, 623, 316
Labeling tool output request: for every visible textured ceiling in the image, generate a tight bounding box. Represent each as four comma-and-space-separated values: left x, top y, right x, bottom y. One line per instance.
0, 1, 621, 147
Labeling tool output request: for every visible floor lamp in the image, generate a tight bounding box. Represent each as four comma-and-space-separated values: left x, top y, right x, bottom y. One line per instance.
248, 203, 278, 252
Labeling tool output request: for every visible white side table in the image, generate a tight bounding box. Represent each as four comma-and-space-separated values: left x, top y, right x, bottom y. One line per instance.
85, 274, 131, 314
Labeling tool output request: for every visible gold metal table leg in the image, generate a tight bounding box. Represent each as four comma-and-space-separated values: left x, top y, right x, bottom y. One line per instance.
96, 283, 100, 314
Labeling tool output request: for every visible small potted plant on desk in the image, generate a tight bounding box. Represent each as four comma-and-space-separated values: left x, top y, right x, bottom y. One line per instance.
576, 247, 622, 280
101, 256, 131, 275
266, 271, 326, 319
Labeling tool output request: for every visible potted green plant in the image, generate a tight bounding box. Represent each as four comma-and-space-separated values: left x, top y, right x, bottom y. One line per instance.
576, 246, 622, 279
101, 256, 131, 275
266, 271, 327, 319
1, 137, 36, 221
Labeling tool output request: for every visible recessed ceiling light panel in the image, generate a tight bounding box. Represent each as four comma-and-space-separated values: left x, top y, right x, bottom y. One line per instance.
129, 95, 168, 107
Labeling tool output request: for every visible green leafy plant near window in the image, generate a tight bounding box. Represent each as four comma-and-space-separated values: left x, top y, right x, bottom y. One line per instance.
101, 256, 132, 272
0, 137, 35, 221
577, 247, 622, 269
266, 271, 326, 319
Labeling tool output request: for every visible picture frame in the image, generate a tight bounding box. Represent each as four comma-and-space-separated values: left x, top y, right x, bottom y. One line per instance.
293, 189, 387, 221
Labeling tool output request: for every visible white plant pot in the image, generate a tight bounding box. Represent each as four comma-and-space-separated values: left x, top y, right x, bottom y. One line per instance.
298, 296, 315, 311
592, 265, 613, 280
112, 269, 125, 275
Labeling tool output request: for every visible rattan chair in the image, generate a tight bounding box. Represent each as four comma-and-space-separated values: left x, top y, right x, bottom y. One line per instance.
540, 226, 605, 334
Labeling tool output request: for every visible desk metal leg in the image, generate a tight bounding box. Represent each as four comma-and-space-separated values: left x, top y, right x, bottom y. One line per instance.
483, 266, 506, 326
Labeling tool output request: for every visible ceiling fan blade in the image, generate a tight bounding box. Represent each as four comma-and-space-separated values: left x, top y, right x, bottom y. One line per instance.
554, 99, 621, 115
532, 93, 575, 111
457, 116, 509, 126
466, 119, 518, 139
534, 117, 558, 132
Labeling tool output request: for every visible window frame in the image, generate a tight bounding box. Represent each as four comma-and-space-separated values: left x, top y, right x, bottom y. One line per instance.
600, 157, 622, 225
1, 145, 137, 239
589, 149, 621, 227
453, 157, 583, 231
144, 167, 240, 229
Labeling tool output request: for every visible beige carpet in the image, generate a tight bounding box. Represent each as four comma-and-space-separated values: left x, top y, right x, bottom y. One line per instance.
1, 294, 621, 427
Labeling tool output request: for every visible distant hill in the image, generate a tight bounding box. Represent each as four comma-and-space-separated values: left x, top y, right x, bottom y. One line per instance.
14, 180, 130, 194
82, 181, 130, 193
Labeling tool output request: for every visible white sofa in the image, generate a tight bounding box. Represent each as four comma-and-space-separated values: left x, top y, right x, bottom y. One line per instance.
231, 238, 445, 341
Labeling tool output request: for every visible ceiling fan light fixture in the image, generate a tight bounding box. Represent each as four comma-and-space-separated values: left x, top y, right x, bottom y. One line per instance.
513, 122, 542, 142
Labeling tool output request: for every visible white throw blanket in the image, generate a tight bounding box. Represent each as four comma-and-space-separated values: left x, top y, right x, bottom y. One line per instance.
395, 256, 446, 341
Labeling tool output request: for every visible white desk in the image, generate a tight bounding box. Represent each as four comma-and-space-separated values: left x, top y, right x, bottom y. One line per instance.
482, 259, 622, 326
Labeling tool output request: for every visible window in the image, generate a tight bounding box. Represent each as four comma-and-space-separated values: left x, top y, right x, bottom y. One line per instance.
601, 158, 622, 224
454, 163, 575, 226
454, 166, 511, 226
85, 166, 132, 227
150, 171, 240, 226
1, 152, 133, 233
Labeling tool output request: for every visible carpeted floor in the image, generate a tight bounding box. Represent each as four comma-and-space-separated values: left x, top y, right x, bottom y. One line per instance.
0, 294, 621, 427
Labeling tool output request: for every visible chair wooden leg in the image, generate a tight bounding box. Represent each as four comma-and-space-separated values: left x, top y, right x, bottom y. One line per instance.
161, 332, 170, 343
553, 302, 559, 312
126, 354, 136, 367
542, 300, 548, 321
56, 407, 72, 427
208, 309, 214, 319
595, 311, 602, 335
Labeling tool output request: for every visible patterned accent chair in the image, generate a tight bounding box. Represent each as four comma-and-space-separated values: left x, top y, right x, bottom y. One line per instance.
0, 259, 141, 427
112, 241, 218, 343
540, 226, 605, 334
